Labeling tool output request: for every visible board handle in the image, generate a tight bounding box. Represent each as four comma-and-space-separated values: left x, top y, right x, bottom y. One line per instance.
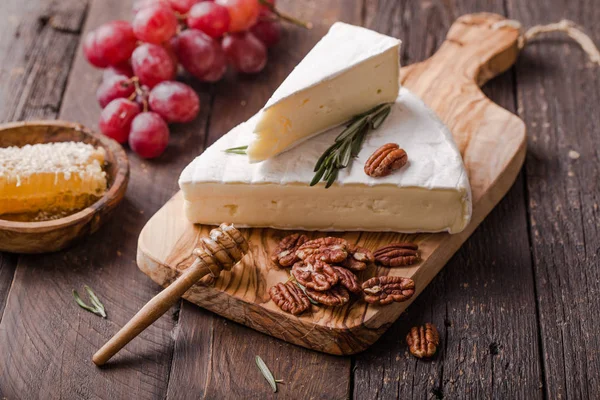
408, 13, 521, 87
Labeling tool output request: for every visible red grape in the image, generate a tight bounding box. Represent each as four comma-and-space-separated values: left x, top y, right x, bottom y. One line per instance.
132, 43, 177, 87
96, 75, 136, 108
83, 21, 137, 68
128, 112, 170, 158
149, 81, 200, 123
133, 4, 178, 44
187, 2, 230, 38
99, 99, 141, 143
103, 63, 134, 80
215, 0, 259, 32
222, 32, 267, 74
132, 0, 171, 14
175, 30, 227, 81
168, 0, 201, 13
250, 19, 281, 48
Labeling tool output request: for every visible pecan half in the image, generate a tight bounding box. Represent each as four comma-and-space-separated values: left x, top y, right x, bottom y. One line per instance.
342, 245, 375, 271
333, 266, 361, 294
291, 259, 339, 291
362, 276, 415, 305
374, 242, 420, 267
306, 285, 350, 306
271, 233, 308, 267
269, 282, 311, 315
406, 323, 440, 358
364, 143, 408, 177
296, 237, 348, 264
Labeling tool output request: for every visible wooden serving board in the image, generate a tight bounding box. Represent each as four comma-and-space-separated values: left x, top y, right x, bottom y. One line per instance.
137, 13, 526, 355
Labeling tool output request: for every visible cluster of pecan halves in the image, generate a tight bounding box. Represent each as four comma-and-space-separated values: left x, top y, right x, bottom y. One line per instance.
269, 234, 420, 315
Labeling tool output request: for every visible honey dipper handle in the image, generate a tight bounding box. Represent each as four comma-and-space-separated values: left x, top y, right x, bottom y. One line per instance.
92, 258, 214, 366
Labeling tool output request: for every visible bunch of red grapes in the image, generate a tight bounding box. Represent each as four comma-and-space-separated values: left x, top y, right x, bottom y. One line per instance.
84, 0, 283, 158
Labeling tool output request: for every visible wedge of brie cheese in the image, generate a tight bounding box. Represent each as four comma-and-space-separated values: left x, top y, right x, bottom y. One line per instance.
247, 22, 401, 163
180, 88, 472, 234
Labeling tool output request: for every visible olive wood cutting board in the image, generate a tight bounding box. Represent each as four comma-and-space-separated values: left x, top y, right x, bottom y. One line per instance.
137, 13, 526, 355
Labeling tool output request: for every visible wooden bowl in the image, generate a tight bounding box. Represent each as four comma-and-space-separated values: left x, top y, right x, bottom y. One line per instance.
0, 121, 129, 253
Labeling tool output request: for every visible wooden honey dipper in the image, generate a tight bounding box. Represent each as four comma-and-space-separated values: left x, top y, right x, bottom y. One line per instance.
92, 223, 250, 366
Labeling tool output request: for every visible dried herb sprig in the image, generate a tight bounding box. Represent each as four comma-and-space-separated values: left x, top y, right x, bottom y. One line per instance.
294, 281, 319, 306
256, 355, 284, 393
311, 103, 392, 188
223, 145, 248, 155
73, 285, 107, 318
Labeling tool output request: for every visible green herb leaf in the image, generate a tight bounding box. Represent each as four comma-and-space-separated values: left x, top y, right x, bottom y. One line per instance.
310, 163, 327, 186
294, 282, 319, 305
73, 286, 107, 318
224, 145, 248, 155
370, 105, 392, 129
311, 103, 392, 188
256, 355, 279, 393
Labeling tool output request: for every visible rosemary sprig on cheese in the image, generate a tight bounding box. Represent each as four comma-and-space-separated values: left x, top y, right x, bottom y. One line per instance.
223, 145, 248, 155
310, 103, 392, 188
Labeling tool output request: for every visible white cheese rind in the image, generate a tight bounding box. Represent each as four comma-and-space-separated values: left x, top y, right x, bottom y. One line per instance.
180, 88, 472, 234
247, 22, 401, 163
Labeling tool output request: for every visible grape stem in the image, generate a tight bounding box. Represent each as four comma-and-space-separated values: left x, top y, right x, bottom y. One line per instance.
130, 76, 149, 112
258, 0, 312, 29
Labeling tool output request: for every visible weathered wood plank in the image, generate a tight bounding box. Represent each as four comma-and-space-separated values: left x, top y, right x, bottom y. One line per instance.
506, 0, 600, 398
0, 0, 92, 397
0, 254, 17, 320
0, 0, 87, 122
353, 1, 543, 398
165, 1, 360, 398
0, 0, 87, 329
0, 0, 209, 398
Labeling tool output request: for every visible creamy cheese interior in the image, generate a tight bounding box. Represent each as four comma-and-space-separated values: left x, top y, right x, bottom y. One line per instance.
183, 184, 469, 233
248, 22, 401, 163
180, 88, 472, 234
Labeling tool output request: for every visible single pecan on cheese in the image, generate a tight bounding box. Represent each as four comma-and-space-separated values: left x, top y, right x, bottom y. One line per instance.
271, 233, 309, 267
374, 242, 420, 267
296, 237, 348, 264
306, 285, 350, 306
269, 282, 311, 315
364, 143, 408, 177
406, 323, 440, 359
332, 266, 361, 294
341, 245, 375, 271
291, 257, 339, 291
362, 276, 415, 305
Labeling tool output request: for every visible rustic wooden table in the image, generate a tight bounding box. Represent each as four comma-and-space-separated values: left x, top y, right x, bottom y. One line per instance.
0, 0, 598, 399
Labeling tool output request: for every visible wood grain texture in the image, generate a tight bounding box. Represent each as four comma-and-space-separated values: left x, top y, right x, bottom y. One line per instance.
165, 1, 360, 398
507, 0, 600, 398
138, 12, 527, 356
0, 121, 129, 253
0, 1, 95, 397
0, 0, 186, 398
0, 0, 88, 328
353, 2, 544, 398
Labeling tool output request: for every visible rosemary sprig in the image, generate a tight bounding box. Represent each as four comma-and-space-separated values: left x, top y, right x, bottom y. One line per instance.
223, 145, 248, 155
256, 355, 284, 393
73, 285, 107, 318
258, 0, 313, 29
311, 103, 392, 188
294, 281, 319, 305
